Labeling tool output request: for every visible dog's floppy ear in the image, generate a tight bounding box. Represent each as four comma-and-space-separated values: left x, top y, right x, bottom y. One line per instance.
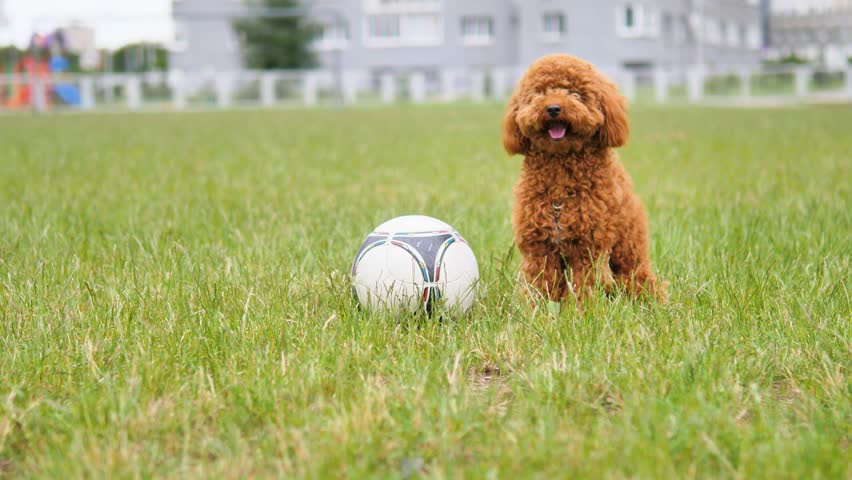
502, 91, 528, 156
595, 80, 630, 148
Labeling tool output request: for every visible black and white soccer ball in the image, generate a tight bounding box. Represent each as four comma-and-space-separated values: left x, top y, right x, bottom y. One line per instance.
351, 215, 479, 314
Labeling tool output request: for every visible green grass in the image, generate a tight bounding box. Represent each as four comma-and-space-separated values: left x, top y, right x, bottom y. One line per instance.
0, 104, 849, 478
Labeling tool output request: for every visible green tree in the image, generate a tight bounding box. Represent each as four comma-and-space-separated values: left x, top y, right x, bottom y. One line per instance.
764, 53, 809, 66
110, 43, 169, 72
0, 46, 24, 72
232, 0, 321, 70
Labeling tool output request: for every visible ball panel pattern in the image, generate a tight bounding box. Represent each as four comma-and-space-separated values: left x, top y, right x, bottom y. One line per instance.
351, 216, 479, 314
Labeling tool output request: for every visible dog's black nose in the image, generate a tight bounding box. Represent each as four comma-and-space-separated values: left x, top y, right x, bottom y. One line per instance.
547, 104, 562, 118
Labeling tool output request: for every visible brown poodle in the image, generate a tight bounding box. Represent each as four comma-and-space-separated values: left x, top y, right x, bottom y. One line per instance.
503, 54, 666, 302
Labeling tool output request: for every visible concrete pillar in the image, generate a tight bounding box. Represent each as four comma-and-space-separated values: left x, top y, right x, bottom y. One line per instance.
303, 73, 318, 106
409, 71, 427, 103
215, 74, 232, 108
491, 68, 510, 100
102, 75, 114, 104
470, 70, 486, 102
687, 67, 704, 103
260, 73, 276, 107
654, 69, 668, 103
441, 69, 458, 102
380, 72, 395, 104
32, 75, 48, 112
845, 67, 852, 100
794, 67, 810, 97
80, 76, 95, 110
621, 71, 636, 103
740, 69, 752, 99
126, 75, 142, 110
342, 70, 360, 104
169, 71, 187, 110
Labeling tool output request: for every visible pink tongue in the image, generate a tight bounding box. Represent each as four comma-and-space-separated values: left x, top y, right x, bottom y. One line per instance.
549, 125, 566, 139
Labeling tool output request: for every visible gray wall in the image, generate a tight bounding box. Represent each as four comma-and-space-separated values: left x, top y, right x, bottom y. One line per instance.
516, 0, 761, 72
770, 7, 852, 67
170, 0, 762, 75
315, 0, 517, 71
171, 0, 245, 73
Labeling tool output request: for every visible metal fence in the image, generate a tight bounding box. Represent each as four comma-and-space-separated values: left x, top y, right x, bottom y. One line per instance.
1, 65, 850, 114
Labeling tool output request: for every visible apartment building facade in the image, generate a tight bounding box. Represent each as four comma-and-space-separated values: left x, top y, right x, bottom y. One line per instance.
770, 1, 852, 67
171, 0, 763, 76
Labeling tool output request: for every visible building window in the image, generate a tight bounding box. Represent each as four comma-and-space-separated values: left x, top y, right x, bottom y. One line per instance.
173, 22, 188, 52
646, 8, 660, 37
314, 22, 350, 51
368, 14, 401, 39
724, 21, 739, 47
617, 4, 645, 37
746, 24, 761, 50
365, 12, 442, 46
625, 6, 635, 28
367, 0, 441, 10
542, 12, 565, 42
678, 14, 692, 42
461, 16, 494, 45
662, 12, 673, 38
704, 17, 722, 45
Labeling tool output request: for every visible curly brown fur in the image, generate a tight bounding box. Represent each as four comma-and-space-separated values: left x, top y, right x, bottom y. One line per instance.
503, 54, 666, 303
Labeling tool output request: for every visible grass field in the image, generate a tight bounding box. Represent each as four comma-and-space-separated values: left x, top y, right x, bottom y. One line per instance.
0, 104, 849, 478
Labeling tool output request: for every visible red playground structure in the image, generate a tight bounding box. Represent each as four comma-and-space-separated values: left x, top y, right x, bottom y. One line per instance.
3, 31, 82, 110
5, 57, 51, 108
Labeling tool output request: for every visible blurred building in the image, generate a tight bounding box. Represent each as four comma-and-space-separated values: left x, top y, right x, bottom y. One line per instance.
510, 0, 762, 73
171, 0, 763, 75
770, 1, 852, 67
0, 0, 8, 34
772, 0, 850, 13
171, 0, 246, 74
60, 23, 96, 54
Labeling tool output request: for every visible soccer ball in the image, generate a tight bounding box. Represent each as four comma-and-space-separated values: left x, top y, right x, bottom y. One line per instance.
351, 215, 479, 314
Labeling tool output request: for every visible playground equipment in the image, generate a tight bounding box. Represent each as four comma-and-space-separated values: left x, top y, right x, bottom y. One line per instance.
3, 31, 82, 110
50, 56, 81, 105
5, 57, 48, 108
